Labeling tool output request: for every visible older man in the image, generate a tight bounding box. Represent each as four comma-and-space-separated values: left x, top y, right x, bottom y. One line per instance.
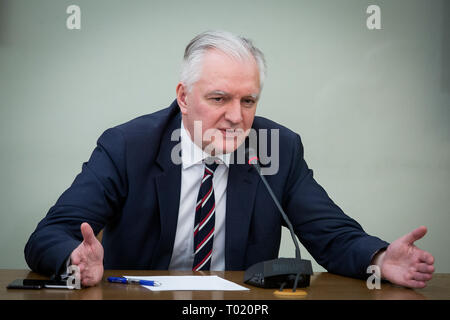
25, 30, 434, 288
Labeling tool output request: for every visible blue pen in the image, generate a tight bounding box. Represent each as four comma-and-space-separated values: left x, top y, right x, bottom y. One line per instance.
107, 277, 161, 286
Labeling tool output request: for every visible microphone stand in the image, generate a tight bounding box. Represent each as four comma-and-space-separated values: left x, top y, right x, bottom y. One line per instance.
244, 149, 313, 291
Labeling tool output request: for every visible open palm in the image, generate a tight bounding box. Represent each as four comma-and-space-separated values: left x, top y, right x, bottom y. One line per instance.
379, 226, 434, 288
70, 222, 104, 287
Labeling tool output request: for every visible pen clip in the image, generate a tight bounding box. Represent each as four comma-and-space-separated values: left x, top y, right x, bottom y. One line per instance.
152, 281, 162, 287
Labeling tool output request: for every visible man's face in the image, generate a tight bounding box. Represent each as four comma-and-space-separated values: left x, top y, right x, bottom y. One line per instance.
177, 49, 260, 155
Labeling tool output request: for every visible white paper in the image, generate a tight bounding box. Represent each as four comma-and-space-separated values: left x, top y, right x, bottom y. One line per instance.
124, 275, 250, 291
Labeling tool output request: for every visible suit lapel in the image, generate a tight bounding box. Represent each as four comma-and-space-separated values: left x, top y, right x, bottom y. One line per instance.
225, 161, 260, 270
151, 104, 262, 270
152, 110, 182, 269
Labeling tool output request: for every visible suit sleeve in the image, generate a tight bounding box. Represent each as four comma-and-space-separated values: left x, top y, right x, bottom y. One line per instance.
24, 128, 128, 276
283, 134, 389, 279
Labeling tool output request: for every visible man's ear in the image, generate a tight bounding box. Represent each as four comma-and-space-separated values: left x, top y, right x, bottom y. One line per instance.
176, 82, 188, 115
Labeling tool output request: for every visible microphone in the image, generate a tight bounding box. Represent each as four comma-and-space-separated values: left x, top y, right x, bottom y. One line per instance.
243, 148, 313, 291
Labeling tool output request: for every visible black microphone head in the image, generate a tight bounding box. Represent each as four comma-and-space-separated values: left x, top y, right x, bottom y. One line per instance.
245, 147, 259, 166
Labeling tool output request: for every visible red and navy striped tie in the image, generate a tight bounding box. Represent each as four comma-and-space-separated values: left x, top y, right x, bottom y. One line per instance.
192, 161, 219, 271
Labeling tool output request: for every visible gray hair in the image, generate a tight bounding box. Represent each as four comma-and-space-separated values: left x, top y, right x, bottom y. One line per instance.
180, 30, 267, 91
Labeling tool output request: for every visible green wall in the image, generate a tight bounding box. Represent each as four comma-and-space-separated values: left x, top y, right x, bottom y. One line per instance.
1, 0, 449, 273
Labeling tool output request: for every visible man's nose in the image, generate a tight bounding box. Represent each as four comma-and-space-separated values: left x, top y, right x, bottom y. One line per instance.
224, 99, 243, 124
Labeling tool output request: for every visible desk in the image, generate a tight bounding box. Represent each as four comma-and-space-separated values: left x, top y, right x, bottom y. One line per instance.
1, 270, 449, 300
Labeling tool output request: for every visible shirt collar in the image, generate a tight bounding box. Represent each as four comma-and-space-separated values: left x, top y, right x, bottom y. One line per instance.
180, 119, 231, 170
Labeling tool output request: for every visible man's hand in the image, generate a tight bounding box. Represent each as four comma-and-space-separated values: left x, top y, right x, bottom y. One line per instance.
70, 222, 104, 287
372, 226, 435, 288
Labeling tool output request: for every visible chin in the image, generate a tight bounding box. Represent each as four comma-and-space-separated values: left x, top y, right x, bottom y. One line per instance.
221, 137, 246, 155
205, 138, 242, 156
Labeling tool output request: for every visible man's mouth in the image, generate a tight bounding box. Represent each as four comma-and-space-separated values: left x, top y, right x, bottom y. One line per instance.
219, 128, 241, 138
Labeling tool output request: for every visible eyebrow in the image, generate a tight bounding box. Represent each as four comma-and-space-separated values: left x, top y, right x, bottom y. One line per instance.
247, 93, 259, 100
205, 90, 229, 97
205, 90, 259, 99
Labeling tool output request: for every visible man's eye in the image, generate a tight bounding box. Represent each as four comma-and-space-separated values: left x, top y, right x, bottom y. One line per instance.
211, 97, 224, 102
242, 99, 255, 106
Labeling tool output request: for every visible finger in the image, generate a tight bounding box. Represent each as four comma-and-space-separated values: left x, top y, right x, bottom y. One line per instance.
416, 263, 434, 274
81, 222, 97, 246
78, 262, 86, 273
80, 273, 90, 287
412, 272, 433, 282
81, 273, 100, 287
419, 251, 434, 265
405, 279, 427, 289
70, 248, 82, 265
82, 277, 96, 287
401, 226, 427, 245
81, 278, 89, 287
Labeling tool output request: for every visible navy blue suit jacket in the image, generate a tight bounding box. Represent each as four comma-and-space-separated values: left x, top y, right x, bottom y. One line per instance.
25, 100, 389, 278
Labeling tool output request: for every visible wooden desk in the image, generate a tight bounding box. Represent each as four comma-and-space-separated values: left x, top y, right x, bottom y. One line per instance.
1, 269, 449, 300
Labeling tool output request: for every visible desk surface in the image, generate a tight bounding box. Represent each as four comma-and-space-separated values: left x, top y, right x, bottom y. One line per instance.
1, 270, 449, 300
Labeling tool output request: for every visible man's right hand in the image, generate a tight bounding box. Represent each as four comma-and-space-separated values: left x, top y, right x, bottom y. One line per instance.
70, 222, 104, 287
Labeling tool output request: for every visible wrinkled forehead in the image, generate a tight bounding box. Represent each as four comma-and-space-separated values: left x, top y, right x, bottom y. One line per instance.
195, 49, 261, 92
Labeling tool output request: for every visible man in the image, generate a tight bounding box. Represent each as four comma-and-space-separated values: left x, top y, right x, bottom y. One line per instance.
25, 30, 434, 288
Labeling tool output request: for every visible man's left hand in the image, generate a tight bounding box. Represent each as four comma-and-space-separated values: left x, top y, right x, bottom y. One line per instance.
372, 226, 435, 288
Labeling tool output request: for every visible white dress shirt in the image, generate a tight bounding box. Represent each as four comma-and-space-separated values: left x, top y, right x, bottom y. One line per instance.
168, 121, 230, 271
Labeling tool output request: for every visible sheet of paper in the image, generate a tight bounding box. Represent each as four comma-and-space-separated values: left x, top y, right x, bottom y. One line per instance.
124, 275, 250, 291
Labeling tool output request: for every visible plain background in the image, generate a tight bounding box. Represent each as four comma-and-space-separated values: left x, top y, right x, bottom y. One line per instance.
1, 0, 449, 273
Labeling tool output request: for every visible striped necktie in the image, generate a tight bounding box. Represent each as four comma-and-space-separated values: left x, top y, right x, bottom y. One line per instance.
192, 160, 219, 271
